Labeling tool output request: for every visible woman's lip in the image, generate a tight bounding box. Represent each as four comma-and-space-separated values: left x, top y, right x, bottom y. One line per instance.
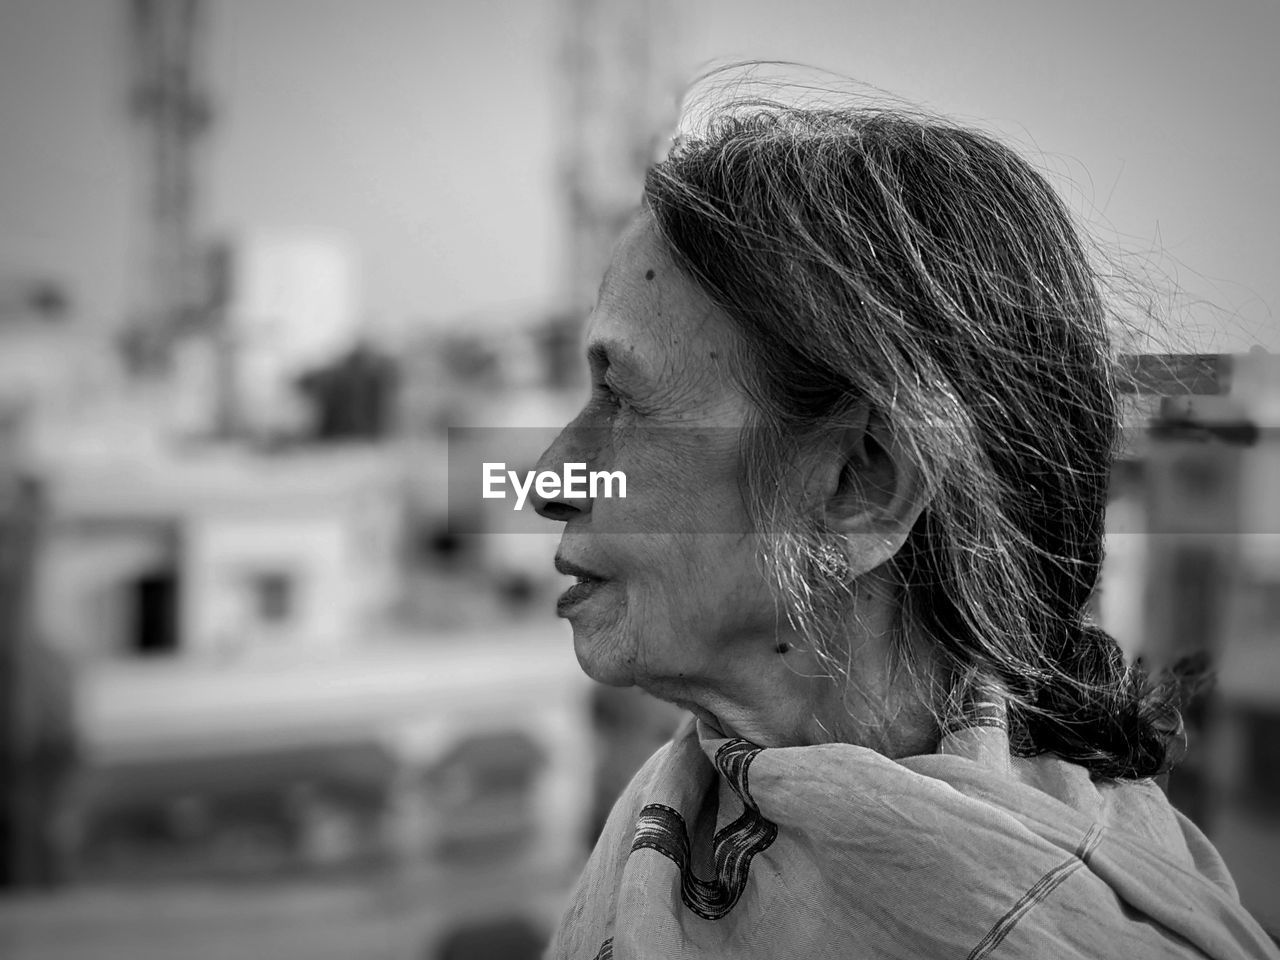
556, 577, 608, 614
554, 556, 607, 581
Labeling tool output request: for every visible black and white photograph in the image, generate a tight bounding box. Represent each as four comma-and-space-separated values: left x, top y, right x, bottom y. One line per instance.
1, 2, 1278, 958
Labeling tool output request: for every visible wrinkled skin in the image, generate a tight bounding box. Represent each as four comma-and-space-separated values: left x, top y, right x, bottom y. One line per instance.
534, 214, 934, 753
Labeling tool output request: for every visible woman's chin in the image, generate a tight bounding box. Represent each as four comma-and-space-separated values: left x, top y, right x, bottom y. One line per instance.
570, 626, 637, 688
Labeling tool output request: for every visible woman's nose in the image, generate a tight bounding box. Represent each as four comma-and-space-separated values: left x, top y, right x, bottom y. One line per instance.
530, 429, 592, 523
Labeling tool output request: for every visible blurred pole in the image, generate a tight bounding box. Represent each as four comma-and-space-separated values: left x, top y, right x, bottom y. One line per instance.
554, 0, 679, 386
124, 0, 213, 374
0, 415, 70, 888
0, 412, 28, 887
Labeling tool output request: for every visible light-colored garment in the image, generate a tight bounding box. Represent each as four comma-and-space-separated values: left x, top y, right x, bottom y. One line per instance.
549, 714, 1279, 959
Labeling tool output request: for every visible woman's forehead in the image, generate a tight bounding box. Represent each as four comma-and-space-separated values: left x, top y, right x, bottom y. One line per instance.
587, 216, 735, 358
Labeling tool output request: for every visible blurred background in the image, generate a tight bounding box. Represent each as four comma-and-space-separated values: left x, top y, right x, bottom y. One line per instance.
0, 1, 1276, 957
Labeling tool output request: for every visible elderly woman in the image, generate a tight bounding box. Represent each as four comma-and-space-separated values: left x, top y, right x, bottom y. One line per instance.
531, 93, 1278, 959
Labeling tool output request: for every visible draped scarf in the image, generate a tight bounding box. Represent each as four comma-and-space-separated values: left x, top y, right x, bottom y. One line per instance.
549, 712, 1277, 959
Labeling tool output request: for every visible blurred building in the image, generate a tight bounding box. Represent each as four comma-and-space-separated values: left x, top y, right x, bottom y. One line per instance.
1099, 351, 1280, 933
37, 447, 401, 661
4, 372, 595, 960
0, 248, 603, 956
1, 98, 595, 960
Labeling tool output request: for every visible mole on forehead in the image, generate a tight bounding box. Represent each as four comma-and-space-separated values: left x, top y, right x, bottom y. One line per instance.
593, 259, 659, 304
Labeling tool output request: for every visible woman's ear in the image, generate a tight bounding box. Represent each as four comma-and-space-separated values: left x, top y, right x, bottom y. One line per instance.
813, 401, 929, 574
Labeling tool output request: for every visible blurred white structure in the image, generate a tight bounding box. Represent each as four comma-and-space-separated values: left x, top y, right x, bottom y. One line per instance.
37, 447, 400, 661
212, 231, 363, 438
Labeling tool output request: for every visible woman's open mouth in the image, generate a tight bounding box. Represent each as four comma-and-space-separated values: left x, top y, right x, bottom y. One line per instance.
554, 557, 609, 614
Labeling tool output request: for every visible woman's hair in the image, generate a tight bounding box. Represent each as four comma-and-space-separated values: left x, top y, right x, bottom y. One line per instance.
643, 83, 1180, 779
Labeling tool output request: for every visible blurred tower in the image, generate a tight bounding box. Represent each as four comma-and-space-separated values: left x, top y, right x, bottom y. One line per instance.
557, 0, 679, 315
124, 0, 213, 373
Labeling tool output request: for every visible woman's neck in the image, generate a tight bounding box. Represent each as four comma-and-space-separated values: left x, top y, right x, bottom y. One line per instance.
650, 589, 940, 756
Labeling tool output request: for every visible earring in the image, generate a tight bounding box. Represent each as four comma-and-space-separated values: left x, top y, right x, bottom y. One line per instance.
814, 541, 850, 581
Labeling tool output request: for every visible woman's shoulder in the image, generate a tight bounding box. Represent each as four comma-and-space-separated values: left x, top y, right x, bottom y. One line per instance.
554, 725, 1277, 959
739, 739, 1274, 959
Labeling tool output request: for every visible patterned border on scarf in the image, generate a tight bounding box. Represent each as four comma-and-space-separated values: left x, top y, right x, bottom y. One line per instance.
630, 739, 779, 921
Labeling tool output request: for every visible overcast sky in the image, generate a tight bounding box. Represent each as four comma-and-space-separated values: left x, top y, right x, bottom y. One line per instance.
2, 0, 1276, 351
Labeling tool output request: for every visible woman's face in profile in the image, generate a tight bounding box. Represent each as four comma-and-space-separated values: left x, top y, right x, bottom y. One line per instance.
535, 215, 781, 700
